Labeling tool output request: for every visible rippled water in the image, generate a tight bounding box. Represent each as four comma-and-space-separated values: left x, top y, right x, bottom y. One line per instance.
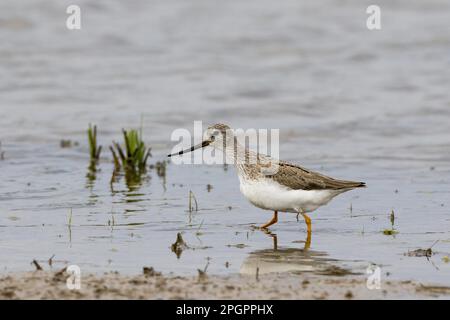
1, 0, 450, 287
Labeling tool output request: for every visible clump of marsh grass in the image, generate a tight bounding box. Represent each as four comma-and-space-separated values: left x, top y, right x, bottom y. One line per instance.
110, 129, 152, 189
110, 129, 151, 172
88, 124, 102, 162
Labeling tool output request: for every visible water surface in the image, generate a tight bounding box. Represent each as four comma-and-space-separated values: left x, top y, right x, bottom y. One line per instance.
1, 0, 450, 286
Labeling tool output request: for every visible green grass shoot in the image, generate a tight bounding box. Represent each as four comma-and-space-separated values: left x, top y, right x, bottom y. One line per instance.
88, 124, 102, 161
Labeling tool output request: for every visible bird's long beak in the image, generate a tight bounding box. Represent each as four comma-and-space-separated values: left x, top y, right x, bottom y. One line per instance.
167, 140, 212, 157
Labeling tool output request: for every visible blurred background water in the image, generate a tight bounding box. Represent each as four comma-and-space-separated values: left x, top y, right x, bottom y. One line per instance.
0, 0, 450, 286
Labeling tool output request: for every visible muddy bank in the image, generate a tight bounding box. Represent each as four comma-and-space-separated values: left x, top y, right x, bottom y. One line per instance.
1, 270, 449, 300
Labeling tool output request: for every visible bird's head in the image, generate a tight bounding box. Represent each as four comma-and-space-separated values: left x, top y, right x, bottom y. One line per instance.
168, 123, 235, 157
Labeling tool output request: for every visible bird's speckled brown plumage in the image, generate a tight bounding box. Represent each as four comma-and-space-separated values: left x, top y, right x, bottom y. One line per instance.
267, 161, 365, 191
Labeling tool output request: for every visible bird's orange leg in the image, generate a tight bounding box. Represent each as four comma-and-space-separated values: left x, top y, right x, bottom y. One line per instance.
301, 213, 312, 234
260, 211, 278, 229
301, 213, 312, 250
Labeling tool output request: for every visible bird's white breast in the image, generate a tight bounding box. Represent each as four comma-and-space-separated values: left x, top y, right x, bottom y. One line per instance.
239, 177, 343, 213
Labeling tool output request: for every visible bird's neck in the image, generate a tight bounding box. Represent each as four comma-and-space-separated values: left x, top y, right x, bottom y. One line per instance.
222, 140, 279, 177
222, 140, 256, 165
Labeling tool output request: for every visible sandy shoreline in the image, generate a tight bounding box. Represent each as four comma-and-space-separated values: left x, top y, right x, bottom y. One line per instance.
1, 269, 449, 300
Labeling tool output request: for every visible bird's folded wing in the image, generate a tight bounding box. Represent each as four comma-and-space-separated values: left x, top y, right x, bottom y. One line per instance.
268, 161, 365, 190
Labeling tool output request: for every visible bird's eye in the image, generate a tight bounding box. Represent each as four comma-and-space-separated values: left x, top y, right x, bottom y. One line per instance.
210, 135, 215, 141
210, 130, 220, 139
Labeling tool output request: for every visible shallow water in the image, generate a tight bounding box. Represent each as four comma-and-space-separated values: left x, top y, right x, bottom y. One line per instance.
1, 0, 450, 287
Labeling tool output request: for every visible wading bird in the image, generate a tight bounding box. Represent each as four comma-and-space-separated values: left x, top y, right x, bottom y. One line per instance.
168, 124, 365, 247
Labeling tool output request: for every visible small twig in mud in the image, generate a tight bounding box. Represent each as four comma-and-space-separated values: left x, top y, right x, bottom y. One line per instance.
53, 267, 68, 281
32, 260, 42, 271
143, 267, 162, 277
188, 190, 198, 212
197, 261, 209, 281
197, 269, 207, 281
55, 267, 67, 276
48, 255, 55, 267
405, 240, 439, 260
256, 267, 260, 281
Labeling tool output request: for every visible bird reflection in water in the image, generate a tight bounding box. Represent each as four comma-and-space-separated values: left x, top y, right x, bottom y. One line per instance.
240, 230, 331, 276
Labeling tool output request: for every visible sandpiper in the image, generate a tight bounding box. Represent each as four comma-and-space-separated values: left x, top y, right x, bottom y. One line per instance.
168, 124, 365, 244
